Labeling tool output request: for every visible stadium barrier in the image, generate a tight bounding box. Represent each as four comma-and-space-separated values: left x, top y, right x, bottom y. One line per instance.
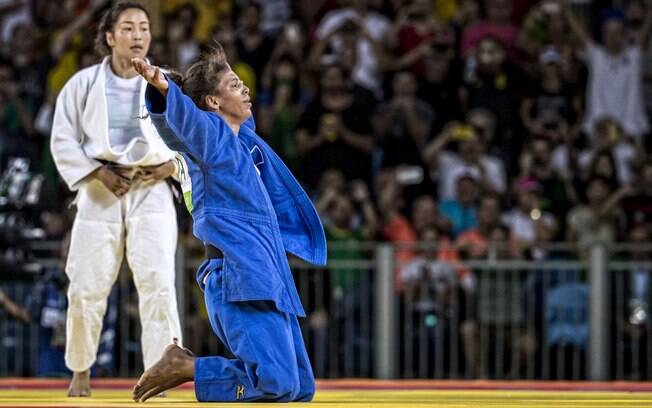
1, 241, 650, 381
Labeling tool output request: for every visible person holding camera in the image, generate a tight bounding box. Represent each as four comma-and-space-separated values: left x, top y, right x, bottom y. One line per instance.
50, 3, 182, 396
422, 121, 506, 201
295, 64, 375, 189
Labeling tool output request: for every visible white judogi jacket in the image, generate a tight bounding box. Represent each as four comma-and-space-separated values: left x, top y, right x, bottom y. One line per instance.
51, 57, 174, 191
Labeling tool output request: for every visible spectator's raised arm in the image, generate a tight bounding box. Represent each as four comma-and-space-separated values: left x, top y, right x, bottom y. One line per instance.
562, 1, 592, 49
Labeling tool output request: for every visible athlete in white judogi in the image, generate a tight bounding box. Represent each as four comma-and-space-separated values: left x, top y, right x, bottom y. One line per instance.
50, 2, 181, 397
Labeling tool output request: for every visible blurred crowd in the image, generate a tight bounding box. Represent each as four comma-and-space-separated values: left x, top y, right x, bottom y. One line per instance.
1, 0, 652, 379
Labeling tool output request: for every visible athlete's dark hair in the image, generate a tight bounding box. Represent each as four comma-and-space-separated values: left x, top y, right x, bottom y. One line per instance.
178, 41, 230, 111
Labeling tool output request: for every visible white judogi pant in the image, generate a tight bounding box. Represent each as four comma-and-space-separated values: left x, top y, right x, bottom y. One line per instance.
64, 177, 182, 372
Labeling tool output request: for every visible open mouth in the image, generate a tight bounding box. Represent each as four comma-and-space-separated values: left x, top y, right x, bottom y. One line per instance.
130, 46, 144, 52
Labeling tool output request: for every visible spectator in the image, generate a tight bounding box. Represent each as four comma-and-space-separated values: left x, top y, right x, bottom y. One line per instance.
322, 180, 378, 294
315, 0, 390, 95
210, 21, 256, 98
475, 222, 534, 378
517, 1, 573, 60
461, 0, 519, 59
374, 71, 434, 170
257, 54, 306, 172
294, 63, 375, 188
235, 1, 276, 83
375, 169, 418, 289
423, 121, 506, 200
314, 169, 348, 218
411, 194, 450, 236
416, 36, 463, 132
460, 36, 527, 167
580, 149, 620, 189
438, 174, 479, 237
519, 136, 575, 225
578, 117, 641, 185
458, 193, 516, 259
320, 179, 377, 377
520, 47, 581, 132
466, 107, 500, 157
0, 58, 38, 163
564, 4, 652, 142
163, 3, 200, 72
400, 223, 478, 377
566, 176, 630, 254
501, 177, 559, 259
385, 0, 451, 75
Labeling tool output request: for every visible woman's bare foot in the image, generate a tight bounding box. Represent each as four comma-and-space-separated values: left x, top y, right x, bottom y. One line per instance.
132, 340, 195, 402
67, 370, 91, 397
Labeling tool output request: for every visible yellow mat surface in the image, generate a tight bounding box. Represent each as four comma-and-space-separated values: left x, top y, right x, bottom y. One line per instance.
1, 389, 652, 408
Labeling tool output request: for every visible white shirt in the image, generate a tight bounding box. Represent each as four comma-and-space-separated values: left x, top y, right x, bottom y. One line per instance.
437, 151, 506, 200
583, 44, 649, 140
105, 64, 145, 155
316, 8, 390, 94
501, 209, 556, 243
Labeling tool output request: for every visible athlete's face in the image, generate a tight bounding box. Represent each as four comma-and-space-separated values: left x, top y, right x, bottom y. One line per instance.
214, 68, 252, 123
107, 8, 151, 60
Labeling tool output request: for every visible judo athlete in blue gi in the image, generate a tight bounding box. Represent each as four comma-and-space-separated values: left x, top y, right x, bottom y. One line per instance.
129, 45, 326, 403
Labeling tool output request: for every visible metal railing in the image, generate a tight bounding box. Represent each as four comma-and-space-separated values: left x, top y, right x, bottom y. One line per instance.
0, 240, 650, 380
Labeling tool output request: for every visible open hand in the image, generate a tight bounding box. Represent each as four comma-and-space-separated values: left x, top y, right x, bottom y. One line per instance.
132, 58, 169, 95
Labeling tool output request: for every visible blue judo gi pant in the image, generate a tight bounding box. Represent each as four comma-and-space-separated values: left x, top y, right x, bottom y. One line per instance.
195, 258, 315, 402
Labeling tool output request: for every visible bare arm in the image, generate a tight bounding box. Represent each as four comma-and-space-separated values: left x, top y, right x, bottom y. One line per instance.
340, 126, 375, 154
350, 180, 378, 239
596, 185, 634, 218
563, 2, 592, 49
422, 124, 455, 168
50, 0, 110, 59
295, 128, 325, 156
0, 288, 30, 323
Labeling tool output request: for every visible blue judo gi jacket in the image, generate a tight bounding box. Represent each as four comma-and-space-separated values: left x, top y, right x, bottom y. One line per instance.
145, 80, 327, 317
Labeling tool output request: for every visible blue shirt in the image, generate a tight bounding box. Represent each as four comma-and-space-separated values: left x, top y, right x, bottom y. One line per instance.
438, 200, 478, 237
145, 80, 326, 317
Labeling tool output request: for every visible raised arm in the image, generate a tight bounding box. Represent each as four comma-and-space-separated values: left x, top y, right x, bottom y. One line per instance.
562, 2, 592, 49
133, 58, 228, 164
634, 8, 652, 49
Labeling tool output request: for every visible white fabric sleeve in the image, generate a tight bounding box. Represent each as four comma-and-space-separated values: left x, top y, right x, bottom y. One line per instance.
50, 75, 102, 191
